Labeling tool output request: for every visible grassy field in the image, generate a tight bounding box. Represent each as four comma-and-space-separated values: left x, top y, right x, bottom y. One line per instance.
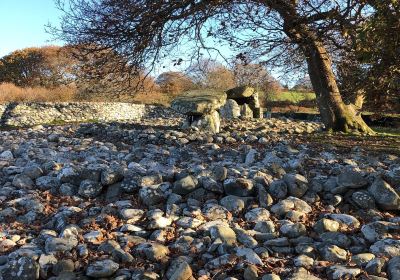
134, 90, 318, 107
371, 127, 400, 137
269, 91, 316, 103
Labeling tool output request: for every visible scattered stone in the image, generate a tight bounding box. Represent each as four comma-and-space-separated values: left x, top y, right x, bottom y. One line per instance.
368, 178, 400, 210
387, 256, 400, 279
370, 239, 400, 257
271, 197, 312, 216
327, 265, 361, 280
294, 254, 314, 268
220, 195, 247, 214
119, 208, 144, 221
337, 171, 368, 188
268, 180, 288, 199
351, 253, 375, 267
210, 225, 237, 246
361, 221, 397, 243
351, 191, 375, 209
201, 176, 224, 193
223, 178, 254, 197
245, 208, 270, 223
262, 274, 281, 280
173, 176, 198, 195
365, 257, 386, 275
169, 261, 193, 280
86, 259, 119, 278
139, 185, 165, 206
319, 245, 348, 262
314, 218, 340, 233
0, 150, 14, 160
78, 179, 103, 198
57, 166, 80, 184
45, 237, 78, 254
286, 269, 321, 280
35, 176, 60, 190
235, 247, 263, 266
138, 243, 170, 261
254, 221, 275, 233
320, 232, 352, 248
0, 107, 396, 279
243, 264, 259, 280
1, 257, 39, 280
213, 165, 228, 182
283, 174, 308, 198
280, 222, 307, 238
52, 259, 75, 275
12, 174, 34, 189
206, 254, 238, 269
328, 213, 361, 229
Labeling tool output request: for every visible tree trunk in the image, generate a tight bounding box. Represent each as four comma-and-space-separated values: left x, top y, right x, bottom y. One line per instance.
271, 1, 374, 134
303, 40, 374, 134
353, 90, 365, 111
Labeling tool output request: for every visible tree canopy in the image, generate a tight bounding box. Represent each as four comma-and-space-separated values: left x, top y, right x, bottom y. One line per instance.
51, 0, 393, 133
338, 0, 400, 112
52, 0, 363, 73
0, 46, 75, 88
156, 71, 195, 95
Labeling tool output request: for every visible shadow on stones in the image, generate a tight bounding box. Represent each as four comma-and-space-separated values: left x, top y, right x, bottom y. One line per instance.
0, 102, 18, 128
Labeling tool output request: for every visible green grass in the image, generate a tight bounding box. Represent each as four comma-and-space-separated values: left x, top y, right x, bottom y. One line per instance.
362, 112, 400, 118
268, 91, 316, 103
372, 126, 400, 137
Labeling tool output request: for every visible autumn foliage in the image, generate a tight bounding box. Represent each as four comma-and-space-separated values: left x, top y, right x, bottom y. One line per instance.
0, 46, 286, 105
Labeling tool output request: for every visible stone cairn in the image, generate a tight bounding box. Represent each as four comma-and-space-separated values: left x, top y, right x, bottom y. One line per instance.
171, 86, 262, 133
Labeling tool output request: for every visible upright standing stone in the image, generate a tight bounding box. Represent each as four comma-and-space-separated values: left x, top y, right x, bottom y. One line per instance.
188, 110, 221, 133
249, 92, 261, 109
220, 99, 241, 119
241, 104, 254, 119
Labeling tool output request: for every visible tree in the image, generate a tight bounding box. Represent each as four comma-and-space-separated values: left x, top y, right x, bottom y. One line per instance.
337, 0, 400, 113
204, 66, 236, 90
0, 46, 75, 88
52, 0, 376, 133
0, 45, 158, 100
156, 71, 195, 95
232, 63, 282, 108
233, 63, 282, 93
292, 75, 313, 93
70, 45, 158, 100
185, 59, 236, 90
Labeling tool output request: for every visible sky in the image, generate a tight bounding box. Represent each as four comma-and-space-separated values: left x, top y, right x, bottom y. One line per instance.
0, 0, 301, 84
0, 0, 63, 57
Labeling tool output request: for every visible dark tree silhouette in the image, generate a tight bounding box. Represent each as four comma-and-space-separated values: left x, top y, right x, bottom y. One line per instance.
51, 0, 375, 133
337, 0, 400, 113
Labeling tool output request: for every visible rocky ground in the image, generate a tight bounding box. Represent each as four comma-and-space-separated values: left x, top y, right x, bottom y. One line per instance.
0, 113, 399, 280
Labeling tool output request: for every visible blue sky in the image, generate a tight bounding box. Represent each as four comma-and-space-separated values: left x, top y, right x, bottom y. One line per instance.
0, 1, 301, 84
0, 0, 62, 57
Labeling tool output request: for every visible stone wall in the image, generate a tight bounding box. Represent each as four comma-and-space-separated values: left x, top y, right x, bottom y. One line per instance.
0, 102, 180, 127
